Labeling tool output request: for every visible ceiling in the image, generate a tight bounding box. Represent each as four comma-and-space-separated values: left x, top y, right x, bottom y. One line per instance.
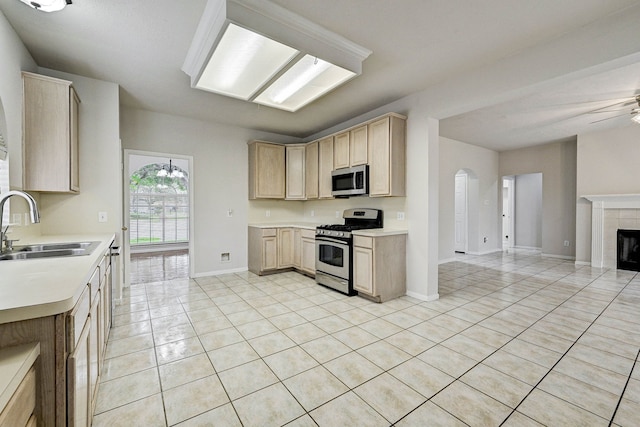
1, 0, 640, 151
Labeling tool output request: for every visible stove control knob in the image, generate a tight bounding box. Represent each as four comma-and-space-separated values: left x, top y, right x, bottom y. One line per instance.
338, 232, 343, 237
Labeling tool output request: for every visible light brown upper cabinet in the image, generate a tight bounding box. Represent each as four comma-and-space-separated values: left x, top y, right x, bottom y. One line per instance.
248, 141, 285, 199
305, 141, 319, 199
285, 144, 306, 200
349, 125, 368, 166
333, 131, 350, 169
22, 72, 80, 193
368, 114, 406, 197
318, 136, 334, 199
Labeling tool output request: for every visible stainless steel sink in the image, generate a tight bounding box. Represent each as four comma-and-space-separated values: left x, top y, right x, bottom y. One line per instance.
0, 241, 101, 261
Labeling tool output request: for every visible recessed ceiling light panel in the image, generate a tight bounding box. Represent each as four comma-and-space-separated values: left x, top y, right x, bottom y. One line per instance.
18, 0, 70, 12
196, 23, 299, 100
254, 55, 356, 112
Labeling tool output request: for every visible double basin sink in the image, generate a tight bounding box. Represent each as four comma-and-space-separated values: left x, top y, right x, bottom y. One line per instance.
0, 241, 101, 261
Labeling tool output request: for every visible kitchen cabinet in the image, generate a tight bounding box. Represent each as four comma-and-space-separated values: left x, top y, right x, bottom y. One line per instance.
0, 344, 39, 427
318, 136, 334, 199
248, 141, 285, 199
286, 145, 306, 200
22, 71, 80, 193
367, 114, 406, 197
277, 228, 295, 268
305, 141, 319, 199
353, 233, 406, 302
333, 132, 350, 169
249, 226, 316, 276
300, 229, 316, 275
349, 125, 368, 166
67, 320, 90, 427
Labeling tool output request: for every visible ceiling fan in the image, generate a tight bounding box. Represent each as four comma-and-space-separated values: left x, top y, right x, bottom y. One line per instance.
589, 94, 640, 124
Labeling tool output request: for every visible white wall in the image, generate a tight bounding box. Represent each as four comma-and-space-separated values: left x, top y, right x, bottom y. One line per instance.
439, 136, 500, 261
500, 139, 577, 259
514, 173, 542, 249
121, 108, 298, 276
575, 124, 640, 263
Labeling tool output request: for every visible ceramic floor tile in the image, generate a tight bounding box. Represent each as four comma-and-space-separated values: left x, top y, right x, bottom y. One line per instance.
232, 383, 305, 427
554, 355, 629, 395
396, 401, 467, 427
460, 363, 532, 408
431, 380, 512, 426
105, 333, 155, 359
518, 389, 608, 426
282, 322, 327, 344
501, 338, 563, 368
384, 330, 437, 356
207, 341, 260, 372
91, 393, 166, 427
357, 340, 412, 370
501, 411, 545, 426
163, 375, 229, 425
158, 353, 215, 390
268, 312, 308, 329
218, 359, 279, 400
332, 326, 380, 350
311, 315, 352, 333
153, 323, 197, 346
235, 319, 279, 340
309, 391, 388, 427
354, 372, 426, 424
174, 402, 241, 426
389, 357, 455, 399
283, 365, 349, 411
441, 334, 498, 361
94, 368, 161, 414
248, 330, 296, 357
324, 351, 384, 389
198, 327, 244, 351
155, 336, 204, 365
612, 398, 640, 427
300, 335, 352, 363
100, 348, 157, 382
417, 344, 478, 378
482, 350, 549, 385
263, 346, 319, 380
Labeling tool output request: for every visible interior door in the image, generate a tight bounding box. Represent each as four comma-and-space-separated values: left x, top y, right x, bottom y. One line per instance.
454, 173, 467, 253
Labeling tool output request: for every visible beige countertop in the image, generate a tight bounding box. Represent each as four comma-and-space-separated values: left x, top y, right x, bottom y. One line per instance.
352, 228, 408, 237
249, 222, 321, 230
0, 233, 115, 324
0, 342, 40, 412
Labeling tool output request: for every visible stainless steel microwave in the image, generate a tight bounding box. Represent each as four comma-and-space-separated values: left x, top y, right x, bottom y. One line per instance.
331, 165, 369, 197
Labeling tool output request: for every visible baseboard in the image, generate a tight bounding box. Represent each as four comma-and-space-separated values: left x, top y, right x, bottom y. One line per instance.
574, 260, 591, 266
542, 253, 576, 261
406, 290, 440, 301
513, 245, 542, 251
192, 267, 248, 277
467, 248, 503, 256
438, 257, 457, 265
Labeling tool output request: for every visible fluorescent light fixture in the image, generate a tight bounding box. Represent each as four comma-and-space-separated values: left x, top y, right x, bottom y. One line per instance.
632, 112, 640, 124
255, 55, 356, 111
197, 23, 299, 100
182, 0, 371, 112
18, 0, 71, 12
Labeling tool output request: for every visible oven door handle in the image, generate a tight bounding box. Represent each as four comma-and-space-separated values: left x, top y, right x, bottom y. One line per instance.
316, 236, 350, 246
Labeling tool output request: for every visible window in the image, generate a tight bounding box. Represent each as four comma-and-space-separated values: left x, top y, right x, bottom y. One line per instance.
129, 163, 189, 246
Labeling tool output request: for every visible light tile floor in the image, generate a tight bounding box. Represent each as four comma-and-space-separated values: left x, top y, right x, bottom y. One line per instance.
129, 249, 189, 284
93, 250, 640, 426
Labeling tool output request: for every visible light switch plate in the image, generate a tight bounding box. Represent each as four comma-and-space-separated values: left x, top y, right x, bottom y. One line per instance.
98, 212, 108, 223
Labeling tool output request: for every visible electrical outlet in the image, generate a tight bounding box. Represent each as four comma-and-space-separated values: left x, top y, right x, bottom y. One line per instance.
397, 212, 405, 220
483, 237, 488, 243
564, 240, 570, 247
265, 210, 271, 217
221, 252, 230, 262
98, 212, 108, 223
227, 209, 233, 217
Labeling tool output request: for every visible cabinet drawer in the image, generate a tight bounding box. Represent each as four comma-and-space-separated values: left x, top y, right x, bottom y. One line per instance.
67, 285, 90, 351
262, 228, 277, 238
89, 268, 100, 302
353, 236, 373, 249
0, 366, 36, 427
98, 256, 107, 286
300, 229, 316, 239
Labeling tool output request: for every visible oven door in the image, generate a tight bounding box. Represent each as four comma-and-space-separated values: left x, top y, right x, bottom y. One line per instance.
315, 236, 350, 280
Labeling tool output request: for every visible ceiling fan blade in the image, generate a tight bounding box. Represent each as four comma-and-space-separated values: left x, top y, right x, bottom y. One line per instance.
589, 112, 630, 124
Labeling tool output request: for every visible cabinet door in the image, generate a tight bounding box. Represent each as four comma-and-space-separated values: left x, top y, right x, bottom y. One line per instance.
368, 117, 391, 196
293, 229, 302, 268
318, 137, 334, 199
102, 259, 112, 353
262, 236, 278, 270
67, 322, 90, 427
89, 296, 100, 411
286, 145, 306, 200
301, 238, 316, 274
349, 125, 368, 166
277, 228, 295, 268
70, 87, 80, 192
249, 142, 285, 199
333, 132, 350, 169
353, 246, 374, 295
305, 141, 319, 199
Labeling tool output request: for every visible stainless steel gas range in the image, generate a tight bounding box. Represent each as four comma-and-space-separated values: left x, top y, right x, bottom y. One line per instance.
315, 208, 383, 295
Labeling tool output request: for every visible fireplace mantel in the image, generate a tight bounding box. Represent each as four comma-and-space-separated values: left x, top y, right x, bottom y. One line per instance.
582, 194, 640, 268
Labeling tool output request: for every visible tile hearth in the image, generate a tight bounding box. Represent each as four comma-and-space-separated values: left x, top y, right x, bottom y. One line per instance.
93, 250, 640, 426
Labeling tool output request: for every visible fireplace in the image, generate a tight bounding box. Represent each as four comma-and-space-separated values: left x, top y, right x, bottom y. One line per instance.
618, 229, 640, 271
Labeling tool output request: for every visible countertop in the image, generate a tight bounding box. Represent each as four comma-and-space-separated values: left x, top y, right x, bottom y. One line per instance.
0, 342, 40, 412
249, 223, 408, 236
0, 233, 115, 324
248, 222, 321, 230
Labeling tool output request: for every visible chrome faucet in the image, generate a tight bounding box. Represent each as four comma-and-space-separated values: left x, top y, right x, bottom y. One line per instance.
0, 190, 40, 253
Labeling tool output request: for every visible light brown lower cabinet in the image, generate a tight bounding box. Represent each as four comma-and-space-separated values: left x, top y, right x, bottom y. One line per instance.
353, 234, 406, 302
67, 322, 90, 427
0, 351, 38, 427
249, 226, 315, 276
